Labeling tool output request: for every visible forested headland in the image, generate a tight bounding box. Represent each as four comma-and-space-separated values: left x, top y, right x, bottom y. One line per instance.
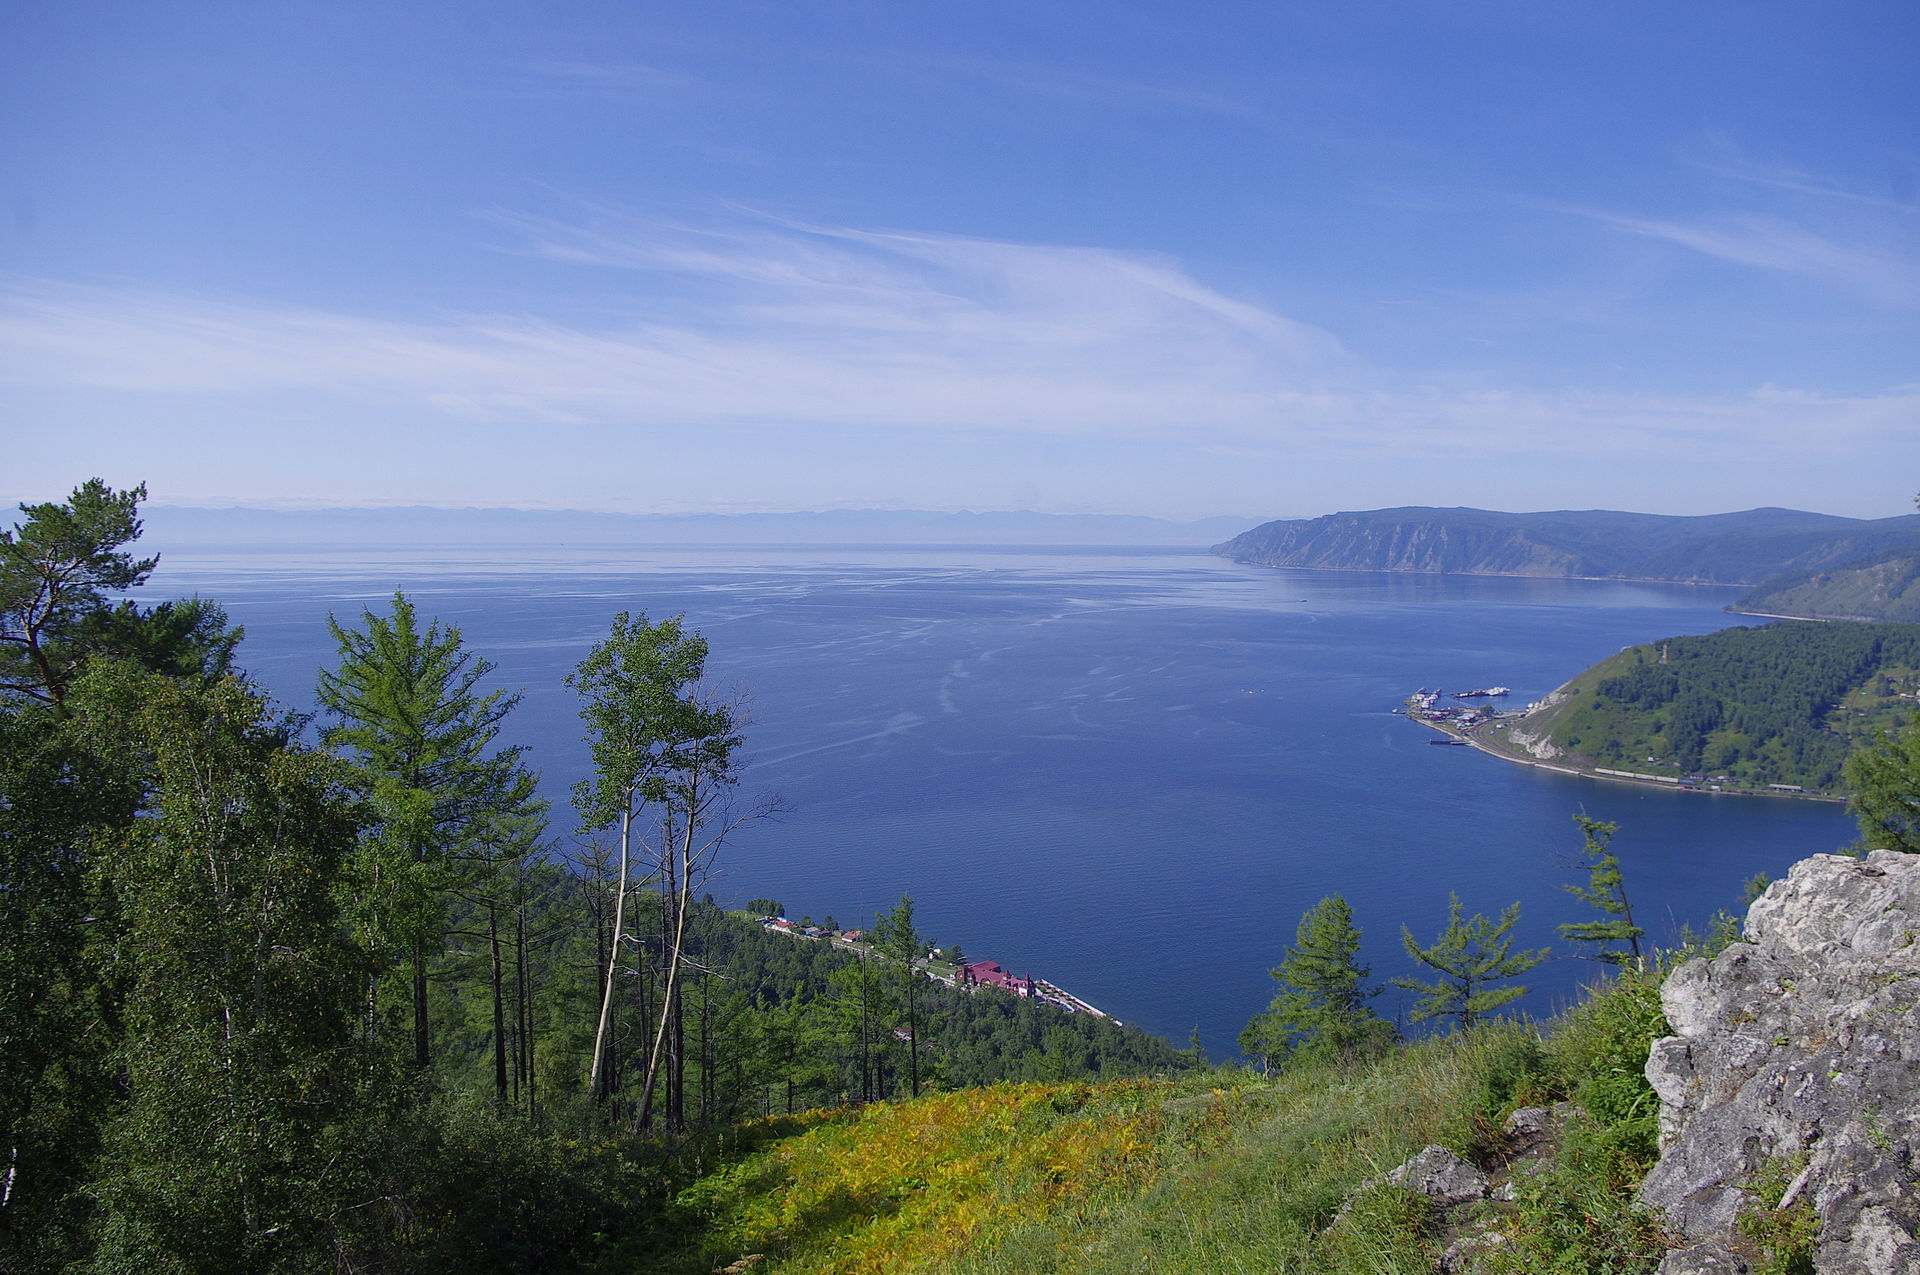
1732, 546, 1920, 622
1499, 620, 1920, 792
1213, 505, 1920, 586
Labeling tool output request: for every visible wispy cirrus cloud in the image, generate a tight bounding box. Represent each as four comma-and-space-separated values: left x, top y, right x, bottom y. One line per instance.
1, 216, 1913, 465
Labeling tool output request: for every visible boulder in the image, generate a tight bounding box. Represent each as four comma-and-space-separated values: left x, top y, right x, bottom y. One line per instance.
1640, 851, 1920, 1273
1384, 1145, 1491, 1208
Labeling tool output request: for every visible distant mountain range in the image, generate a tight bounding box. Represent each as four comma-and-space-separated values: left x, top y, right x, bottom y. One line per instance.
1214, 506, 1920, 592
141, 506, 1267, 548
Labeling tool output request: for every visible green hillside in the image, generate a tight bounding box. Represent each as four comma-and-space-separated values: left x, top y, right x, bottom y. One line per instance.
1733, 548, 1920, 622
615, 967, 1679, 1275
1213, 506, 1920, 585
1509, 621, 1920, 791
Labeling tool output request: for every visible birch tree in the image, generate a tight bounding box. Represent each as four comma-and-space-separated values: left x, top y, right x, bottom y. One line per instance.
568, 612, 741, 1119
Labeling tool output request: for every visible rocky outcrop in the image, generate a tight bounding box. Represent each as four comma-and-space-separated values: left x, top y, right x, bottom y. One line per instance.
1640, 850, 1920, 1274
1346, 1104, 1581, 1272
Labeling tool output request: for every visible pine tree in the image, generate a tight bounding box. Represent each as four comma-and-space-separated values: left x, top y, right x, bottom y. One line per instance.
1395, 894, 1547, 1031
1239, 894, 1395, 1069
1557, 815, 1644, 964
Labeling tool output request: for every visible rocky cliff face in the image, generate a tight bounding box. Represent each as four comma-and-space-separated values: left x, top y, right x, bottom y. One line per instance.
1640, 850, 1920, 1274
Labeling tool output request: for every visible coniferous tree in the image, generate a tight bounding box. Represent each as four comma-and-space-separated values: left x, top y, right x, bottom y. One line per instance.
1239, 894, 1395, 1069
1395, 894, 1547, 1031
0, 479, 240, 710
873, 895, 930, 1098
1557, 815, 1645, 964
1845, 708, 1920, 854
317, 591, 538, 1069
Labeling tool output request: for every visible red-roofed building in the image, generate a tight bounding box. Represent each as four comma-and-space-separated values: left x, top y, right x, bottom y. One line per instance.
958, 960, 1035, 997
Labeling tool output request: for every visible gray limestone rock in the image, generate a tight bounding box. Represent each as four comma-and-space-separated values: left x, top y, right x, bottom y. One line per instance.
1640, 850, 1920, 1273
1384, 1145, 1490, 1207
1655, 1241, 1751, 1275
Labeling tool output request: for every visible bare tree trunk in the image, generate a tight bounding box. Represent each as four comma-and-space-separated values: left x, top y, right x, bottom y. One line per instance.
586, 801, 634, 1104
633, 793, 699, 1134
412, 942, 430, 1068
489, 903, 507, 1106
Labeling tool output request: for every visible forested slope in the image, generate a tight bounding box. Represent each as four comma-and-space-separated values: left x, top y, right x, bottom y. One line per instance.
1733, 547, 1920, 622
1506, 620, 1920, 790
1213, 505, 1920, 585
0, 479, 1178, 1272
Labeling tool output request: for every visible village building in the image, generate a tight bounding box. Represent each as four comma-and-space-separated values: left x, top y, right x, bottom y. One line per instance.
958, 960, 1036, 997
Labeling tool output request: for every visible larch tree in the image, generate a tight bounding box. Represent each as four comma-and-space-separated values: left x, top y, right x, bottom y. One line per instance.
1395, 894, 1547, 1031
316, 591, 538, 1069
873, 895, 931, 1098
1239, 893, 1395, 1070
1557, 815, 1645, 964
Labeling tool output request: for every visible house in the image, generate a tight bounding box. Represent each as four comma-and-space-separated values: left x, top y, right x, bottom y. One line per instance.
958, 960, 1036, 997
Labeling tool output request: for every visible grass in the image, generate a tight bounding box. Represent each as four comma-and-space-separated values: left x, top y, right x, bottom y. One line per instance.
616, 967, 1694, 1275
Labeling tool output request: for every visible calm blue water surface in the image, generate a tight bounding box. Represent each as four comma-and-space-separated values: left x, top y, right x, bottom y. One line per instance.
156, 544, 1855, 1056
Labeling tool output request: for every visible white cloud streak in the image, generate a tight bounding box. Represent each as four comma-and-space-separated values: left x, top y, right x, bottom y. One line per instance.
1572, 207, 1920, 306
1, 218, 1913, 463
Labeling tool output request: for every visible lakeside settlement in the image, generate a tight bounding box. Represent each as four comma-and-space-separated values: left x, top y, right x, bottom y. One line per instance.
752, 914, 1115, 1020
1397, 688, 1842, 802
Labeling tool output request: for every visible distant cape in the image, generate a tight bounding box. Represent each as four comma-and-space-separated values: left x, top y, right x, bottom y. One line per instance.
1213, 506, 1920, 589
141, 505, 1267, 549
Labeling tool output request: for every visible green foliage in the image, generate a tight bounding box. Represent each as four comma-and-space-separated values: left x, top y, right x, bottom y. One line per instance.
1395, 895, 1547, 1031
0, 478, 155, 706
1531, 620, 1920, 791
1738, 1154, 1820, 1275
1480, 1117, 1670, 1275
317, 590, 540, 1068
1557, 816, 1644, 965
568, 610, 729, 831
71, 666, 388, 1272
1543, 967, 1668, 1160
0, 479, 239, 709
1239, 894, 1396, 1069
1844, 706, 1920, 853
873, 895, 931, 1097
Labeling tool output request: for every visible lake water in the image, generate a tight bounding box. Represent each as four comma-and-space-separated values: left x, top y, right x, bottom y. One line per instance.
155, 544, 1856, 1056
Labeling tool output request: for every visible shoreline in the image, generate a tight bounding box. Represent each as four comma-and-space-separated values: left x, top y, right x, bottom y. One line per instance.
754, 917, 1117, 1022
1406, 712, 1845, 804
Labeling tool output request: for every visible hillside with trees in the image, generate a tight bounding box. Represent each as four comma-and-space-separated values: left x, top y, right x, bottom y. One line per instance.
12, 479, 1919, 1273
0, 479, 1179, 1271
1732, 547, 1920, 622
1213, 505, 1920, 585
1501, 620, 1920, 792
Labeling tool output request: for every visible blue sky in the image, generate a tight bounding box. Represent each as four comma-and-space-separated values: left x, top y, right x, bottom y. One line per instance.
4, 1, 1916, 519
